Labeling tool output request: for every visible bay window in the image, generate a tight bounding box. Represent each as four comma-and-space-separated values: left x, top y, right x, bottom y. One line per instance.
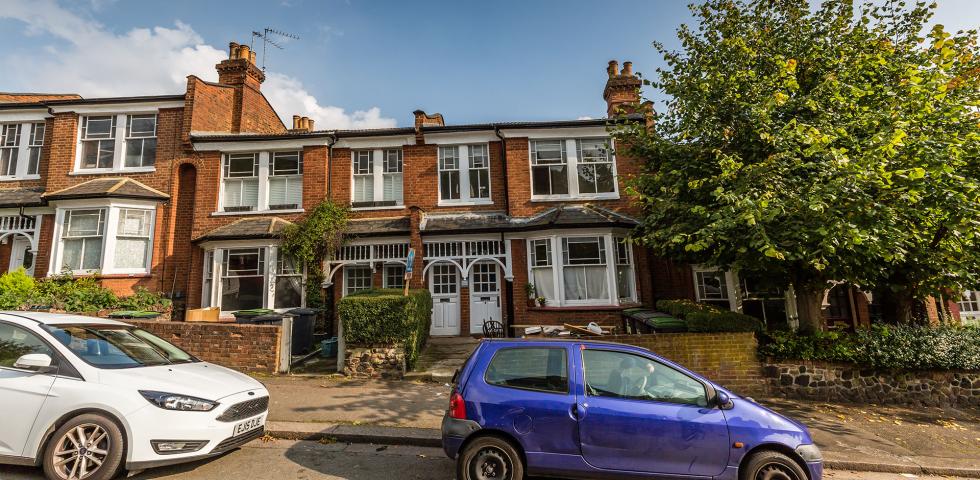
351, 148, 404, 208
53, 204, 156, 275
202, 246, 305, 312
530, 138, 618, 200
220, 150, 303, 213
526, 233, 636, 307
77, 114, 157, 172
438, 144, 491, 204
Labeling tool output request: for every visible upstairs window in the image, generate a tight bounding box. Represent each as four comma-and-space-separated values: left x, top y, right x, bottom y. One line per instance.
27, 122, 44, 176
222, 153, 260, 212
124, 114, 157, 168
269, 151, 303, 210
530, 138, 618, 200
77, 113, 158, 172
438, 144, 492, 204
0, 124, 21, 177
351, 149, 403, 209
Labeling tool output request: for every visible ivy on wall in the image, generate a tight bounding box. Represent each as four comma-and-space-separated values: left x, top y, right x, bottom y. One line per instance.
278, 200, 351, 309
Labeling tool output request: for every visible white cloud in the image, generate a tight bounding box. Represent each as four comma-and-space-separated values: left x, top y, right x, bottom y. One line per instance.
0, 0, 396, 129
577, 116, 594, 120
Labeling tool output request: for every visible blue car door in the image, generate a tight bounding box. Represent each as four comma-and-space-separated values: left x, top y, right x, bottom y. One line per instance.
575, 347, 730, 477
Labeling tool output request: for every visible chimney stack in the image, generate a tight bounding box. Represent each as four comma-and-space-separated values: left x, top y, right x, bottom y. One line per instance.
412, 110, 445, 144
290, 115, 315, 132
603, 59, 642, 117
216, 40, 266, 89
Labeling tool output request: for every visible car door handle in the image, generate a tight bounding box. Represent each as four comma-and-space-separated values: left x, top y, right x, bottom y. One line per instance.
570, 403, 587, 421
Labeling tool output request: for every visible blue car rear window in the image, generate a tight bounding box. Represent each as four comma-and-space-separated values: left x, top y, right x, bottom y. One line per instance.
485, 347, 568, 393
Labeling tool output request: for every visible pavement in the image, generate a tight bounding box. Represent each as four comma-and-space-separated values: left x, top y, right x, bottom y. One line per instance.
260, 375, 980, 477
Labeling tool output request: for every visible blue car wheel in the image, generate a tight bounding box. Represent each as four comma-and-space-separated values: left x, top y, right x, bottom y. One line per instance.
457, 436, 524, 480
741, 451, 808, 480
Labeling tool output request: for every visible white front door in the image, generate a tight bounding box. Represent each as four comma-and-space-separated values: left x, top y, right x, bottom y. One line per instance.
469, 262, 502, 334
8, 237, 35, 276
430, 264, 460, 336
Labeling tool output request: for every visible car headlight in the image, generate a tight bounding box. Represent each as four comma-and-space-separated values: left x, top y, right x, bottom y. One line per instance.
140, 390, 218, 411
796, 444, 822, 462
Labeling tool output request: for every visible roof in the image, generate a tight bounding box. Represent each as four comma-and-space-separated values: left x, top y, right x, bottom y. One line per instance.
420, 205, 638, 234
189, 116, 639, 143
346, 216, 412, 236
0, 187, 45, 208
194, 217, 294, 243
0, 311, 128, 326
43, 178, 169, 202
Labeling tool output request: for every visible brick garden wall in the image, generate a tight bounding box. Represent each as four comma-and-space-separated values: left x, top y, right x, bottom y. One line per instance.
604, 332, 766, 396
130, 320, 281, 374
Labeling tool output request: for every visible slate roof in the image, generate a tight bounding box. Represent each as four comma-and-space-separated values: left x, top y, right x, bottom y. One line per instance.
346, 217, 412, 236
44, 178, 169, 201
194, 217, 293, 242
420, 204, 638, 234
0, 187, 45, 208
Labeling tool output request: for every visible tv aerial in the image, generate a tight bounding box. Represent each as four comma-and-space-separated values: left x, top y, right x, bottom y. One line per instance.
251, 28, 300, 71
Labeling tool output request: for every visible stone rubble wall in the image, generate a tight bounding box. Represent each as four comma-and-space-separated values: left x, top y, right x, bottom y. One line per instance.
344, 344, 406, 379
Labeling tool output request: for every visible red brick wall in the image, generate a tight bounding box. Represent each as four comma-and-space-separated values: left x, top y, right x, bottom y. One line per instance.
130, 320, 281, 374
604, 332, 766, 395
184, 77, 235, 139
239, 86, 286, 134
649, 257, 696, 301
0, 241, 10, 272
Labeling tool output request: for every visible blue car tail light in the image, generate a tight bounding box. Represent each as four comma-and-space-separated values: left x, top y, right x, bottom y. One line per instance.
449, 391, 467, 419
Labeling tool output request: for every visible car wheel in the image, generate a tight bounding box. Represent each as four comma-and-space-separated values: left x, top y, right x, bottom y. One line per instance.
741, 450, 808, 480
42, 413, 125, 480
457, 436, 524, 480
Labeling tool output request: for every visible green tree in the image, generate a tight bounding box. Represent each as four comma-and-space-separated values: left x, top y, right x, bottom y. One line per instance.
616, 0, 980, 331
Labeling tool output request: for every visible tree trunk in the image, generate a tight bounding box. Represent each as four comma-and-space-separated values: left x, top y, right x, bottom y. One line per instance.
795, 287, 825, 334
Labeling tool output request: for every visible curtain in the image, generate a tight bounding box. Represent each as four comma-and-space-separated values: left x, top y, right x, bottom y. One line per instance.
563, 266, 608, 301
114, 238, 148, 269
532, 267, 555, 301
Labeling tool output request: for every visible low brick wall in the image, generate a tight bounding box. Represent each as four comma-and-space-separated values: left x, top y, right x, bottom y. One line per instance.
763, 360, 980, 407
130, 321, 281, 374
604, 332, 766, 396
344, 344, 406, 379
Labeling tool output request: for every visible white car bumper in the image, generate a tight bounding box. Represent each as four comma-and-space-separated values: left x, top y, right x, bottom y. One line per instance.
125, 387, 269, 470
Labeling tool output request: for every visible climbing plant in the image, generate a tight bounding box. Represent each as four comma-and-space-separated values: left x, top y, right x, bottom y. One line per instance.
279, 200, 351, 309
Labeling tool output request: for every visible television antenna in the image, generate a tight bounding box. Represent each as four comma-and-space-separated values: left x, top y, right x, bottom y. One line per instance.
251, 28, 300, 71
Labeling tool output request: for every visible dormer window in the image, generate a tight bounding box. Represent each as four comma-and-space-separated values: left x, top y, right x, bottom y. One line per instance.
77, 113, 157, 172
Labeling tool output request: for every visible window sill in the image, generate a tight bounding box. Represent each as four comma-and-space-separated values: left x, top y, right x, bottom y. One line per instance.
212, 208, 305, 217
527, 303, 638, 312
46, 272, 152, 279
437, 200, 494, 207
71, 167, 156, 175
530, 194, 620, 202
350, 205, 406, 212
0, 175, 41, 182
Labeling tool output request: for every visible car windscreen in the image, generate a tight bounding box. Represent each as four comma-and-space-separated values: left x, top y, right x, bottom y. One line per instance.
43, 325, 198, 369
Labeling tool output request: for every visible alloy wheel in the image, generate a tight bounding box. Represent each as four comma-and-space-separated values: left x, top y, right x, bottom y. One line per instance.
471, 446, 511, 480
756, 462, 799, 480
51, 424, 110, 480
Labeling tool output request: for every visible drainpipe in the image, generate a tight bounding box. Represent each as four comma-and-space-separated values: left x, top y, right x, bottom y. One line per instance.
326, 134, 337, 197
494, 126, 516, 337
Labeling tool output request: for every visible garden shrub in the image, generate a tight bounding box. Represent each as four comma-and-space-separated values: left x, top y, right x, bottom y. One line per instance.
0, 268, 35, 309
686, 310, 764, 333
339, 288, 433, 369
656, 299, 722, 318
117, 287, 172, 312
759, 326, 980, 371
0, 271, 171, 314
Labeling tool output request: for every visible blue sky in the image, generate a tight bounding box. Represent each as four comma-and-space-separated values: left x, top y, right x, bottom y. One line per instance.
2, 0, 978, 128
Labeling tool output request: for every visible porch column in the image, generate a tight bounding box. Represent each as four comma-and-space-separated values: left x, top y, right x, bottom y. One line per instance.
408, 206, 425, 288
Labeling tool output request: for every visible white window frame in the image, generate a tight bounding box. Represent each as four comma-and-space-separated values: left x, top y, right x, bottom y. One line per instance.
692, 267, 740, 311
524, 232, 634, 307
383, 263, 406, 289
959, 290, 980, 326
0, 122, 43, 181
74, 113, 158, 173
344, 265, 373, 295
614, 236, 637, 303
217, 150, 304, 214
529, 138, 619, 201
268, 151, 304, 210
200, 244, 306, 314
438, 143, 493, 206
123, 114, 158, 169
350, 148, 404, 210
49, 200, 157, 276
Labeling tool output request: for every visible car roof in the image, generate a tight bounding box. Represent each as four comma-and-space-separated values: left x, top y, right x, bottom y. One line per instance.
0, 311, 130, 327
483, 337, 650, 351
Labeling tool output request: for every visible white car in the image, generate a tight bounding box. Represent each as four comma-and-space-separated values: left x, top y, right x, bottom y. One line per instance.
0, 311, 269, 480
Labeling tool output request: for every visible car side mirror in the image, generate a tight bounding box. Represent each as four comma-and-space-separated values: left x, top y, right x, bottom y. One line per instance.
14, 353, 56, 374
714, 391, 734, 410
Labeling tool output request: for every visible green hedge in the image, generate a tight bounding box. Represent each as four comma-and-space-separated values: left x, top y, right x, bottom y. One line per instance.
759, 326, 980, 371
654, 299, 762, 333
0, 269, 171, 313
339, 288, 433, 369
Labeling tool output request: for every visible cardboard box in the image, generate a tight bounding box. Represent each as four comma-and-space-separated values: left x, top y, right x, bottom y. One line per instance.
184, 307, 220, 323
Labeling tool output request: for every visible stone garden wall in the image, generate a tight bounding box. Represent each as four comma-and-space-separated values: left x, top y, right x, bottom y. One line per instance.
763, 360, 980, 407
344, 344, 406, 379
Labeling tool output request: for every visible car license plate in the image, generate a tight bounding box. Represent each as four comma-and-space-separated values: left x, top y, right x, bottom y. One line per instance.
232, 416, 264, 436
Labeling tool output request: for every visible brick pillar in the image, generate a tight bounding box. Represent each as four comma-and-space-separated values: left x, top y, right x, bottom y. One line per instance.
460, 286, 471, 337
408, 206, 425, 289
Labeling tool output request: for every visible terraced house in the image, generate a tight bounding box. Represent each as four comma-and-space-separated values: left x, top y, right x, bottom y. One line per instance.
1, 42, 974, 335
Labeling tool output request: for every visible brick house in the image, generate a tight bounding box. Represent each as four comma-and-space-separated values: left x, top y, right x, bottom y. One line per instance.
1, 44, 974, 334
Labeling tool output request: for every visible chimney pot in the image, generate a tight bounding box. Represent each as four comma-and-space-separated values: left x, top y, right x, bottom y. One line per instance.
307, 119, 315, 131
623, 61, 633, 76
607, 60, 619, 77
249, 51, 257, 64
239, 44, 251, 61
292, 115, 301, 129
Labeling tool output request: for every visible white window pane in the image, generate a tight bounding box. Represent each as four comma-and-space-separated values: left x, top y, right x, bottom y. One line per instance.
224, 180, 243, 207
126, 115, 156, 137
531, 140, 565, 164
269, 177, 289, 205
62, 239, 83, 270
114, 238, 149, 269
563, 265, 609, 301
383, 173, 403, 202
273, 152, 302, 175
118, 209, 151, 236
353, 176, 373, 203
82, 238, 103, 270
83, 116, 115, 139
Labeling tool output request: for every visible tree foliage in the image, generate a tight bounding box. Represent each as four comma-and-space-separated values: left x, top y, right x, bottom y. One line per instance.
616, 0, 980, 328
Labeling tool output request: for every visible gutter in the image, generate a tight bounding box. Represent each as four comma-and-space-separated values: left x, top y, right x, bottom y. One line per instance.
495, 126, 516, 338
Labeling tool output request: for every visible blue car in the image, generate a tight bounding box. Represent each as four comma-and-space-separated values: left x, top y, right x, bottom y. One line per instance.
442, 339, 822, 480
